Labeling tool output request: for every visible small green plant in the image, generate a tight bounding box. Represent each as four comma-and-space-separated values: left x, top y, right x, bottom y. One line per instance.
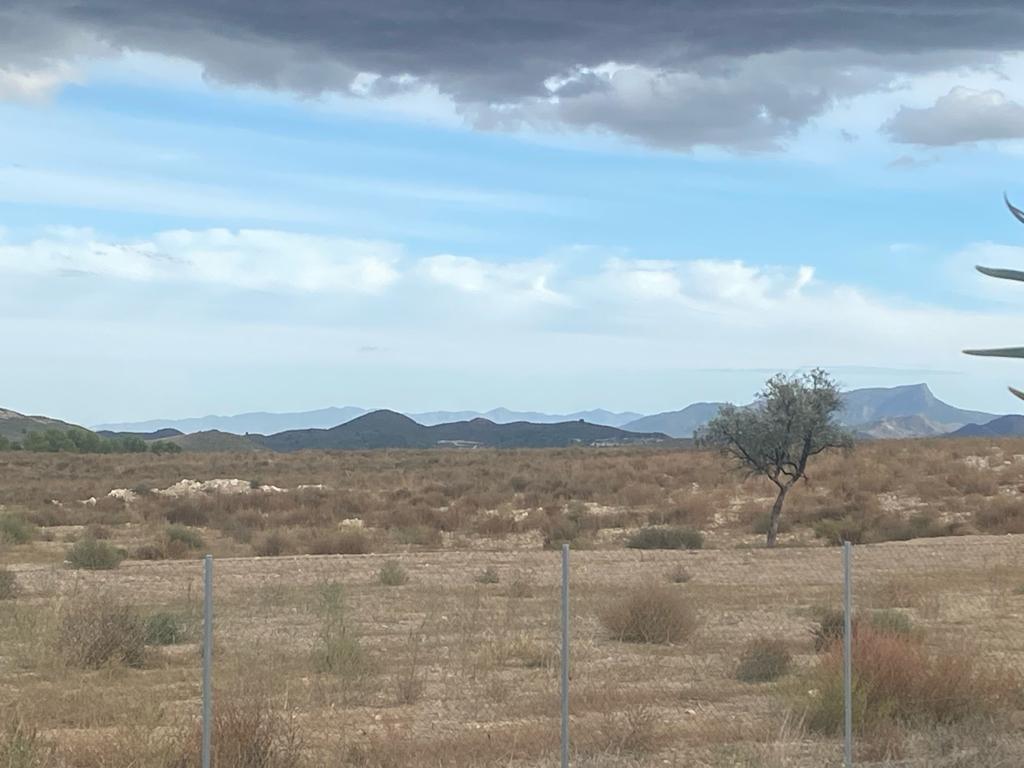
143, 612, 189, 646
166, 525, 204, 551
312, 582, 365, 677
868, 609, 913, 639
65, 538, 123, 570
0, 515, 35, 545
306, 529, 370, 555
735, 638, 792, 683
58, 593, 146, 668
0, 569, 18, 600
378, 560, 409, 586
601, 583, 697, 644
476, 566, 500, 584
626, 526, 704, 550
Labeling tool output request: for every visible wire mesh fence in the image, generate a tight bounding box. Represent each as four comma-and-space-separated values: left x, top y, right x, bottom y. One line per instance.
2, 535, 1024, 766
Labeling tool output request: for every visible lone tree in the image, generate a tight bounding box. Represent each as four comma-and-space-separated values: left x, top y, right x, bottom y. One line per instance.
696, 369, 854, 547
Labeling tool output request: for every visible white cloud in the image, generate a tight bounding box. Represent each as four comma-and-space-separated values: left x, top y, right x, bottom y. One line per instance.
419, 253, 568, 305
884, 86, 1024, 145
0, 62, 81, 102
0, 227, 402, 294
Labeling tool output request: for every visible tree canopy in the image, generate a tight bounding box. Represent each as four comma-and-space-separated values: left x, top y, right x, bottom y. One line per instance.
697, 369, 854, 546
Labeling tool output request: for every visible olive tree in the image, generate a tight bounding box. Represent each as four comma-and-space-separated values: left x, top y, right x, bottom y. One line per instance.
696, 369, 854, 547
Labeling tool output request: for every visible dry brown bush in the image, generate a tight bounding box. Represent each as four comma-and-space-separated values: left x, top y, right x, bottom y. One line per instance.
57, 593, 146, 669
600, 583, 697, 644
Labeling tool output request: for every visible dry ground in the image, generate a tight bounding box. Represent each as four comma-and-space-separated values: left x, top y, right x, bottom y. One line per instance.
2, 441, 1024, 765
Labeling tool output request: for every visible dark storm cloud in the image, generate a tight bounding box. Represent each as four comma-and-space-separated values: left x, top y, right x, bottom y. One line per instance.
4, 1, 1024, 149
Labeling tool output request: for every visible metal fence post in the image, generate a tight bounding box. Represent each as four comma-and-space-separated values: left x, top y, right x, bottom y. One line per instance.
561, 543, 570, 768
843, 541, 853, 768
202, 554, 213, 768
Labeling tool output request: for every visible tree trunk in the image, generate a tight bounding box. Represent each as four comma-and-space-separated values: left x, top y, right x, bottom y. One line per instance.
766, 484, 790, 548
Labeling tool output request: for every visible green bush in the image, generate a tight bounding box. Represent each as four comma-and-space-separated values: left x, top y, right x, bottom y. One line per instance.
65, 538, 123, 570
868, 609, 913, 638
143, 612, 190, 645
813, 517, 866, 546
476, 566, 500, 584
735, 638, 792, 683
378, 560, 409, 586
166, 525, 204, 551
312, 582, 366, 677
58, 593, 146, 668
601, 584, 697, 644
626, 526, 704, 550
0, 568, 18, 600
0, 514, 35, 545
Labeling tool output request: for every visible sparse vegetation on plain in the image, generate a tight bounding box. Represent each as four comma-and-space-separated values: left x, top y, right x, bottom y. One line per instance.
2, 440, 1024, 764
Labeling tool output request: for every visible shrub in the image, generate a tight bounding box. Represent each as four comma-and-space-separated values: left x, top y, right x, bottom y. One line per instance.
306, 529, 370, 555
0, 569, 18, 600
601, 584, 697, 644
65, 538, 123, 570
84, 524, 112, 540
175, 698, 302, 768
666, 565, 692, 584
869, 609, 913, 639
0, 514, 35, 545
504, 575, 534, 599
626, 526, 704, 550
802, 628, 1013, 735
311, 583, 365, 677
131, 544, 167, 561
751, 513, 792, 536
254, 530, 291, 558
166, 525, 204, 551
58, 593, 146, 668
476, 566, 500, 584
735, 638, 792, 683
541, 515, 581, 550
378, 560, 409, 587
164, 503, 209, 527
811, 608, 853, 652
143, 612, 190, 646
813, 517, 866, 546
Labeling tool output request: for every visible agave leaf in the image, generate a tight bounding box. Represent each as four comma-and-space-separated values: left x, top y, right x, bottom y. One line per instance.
1006, 192, 1024, 225
963, 347, 1024, 358
977, 265, 1024, 282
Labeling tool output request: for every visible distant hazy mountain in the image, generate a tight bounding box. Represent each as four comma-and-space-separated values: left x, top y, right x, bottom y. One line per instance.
950, 415, 1024, 438
838, 384, 995, 431
623, 403, 726, 438
621, 384, 1001, 439
0, 408, 85, 440
259, 410, 668, 451
410, 408, 644, 427
95, 407, 370, 435
854, 415, 950, 440
96, 428, 184, 440
98, 406, 644, 434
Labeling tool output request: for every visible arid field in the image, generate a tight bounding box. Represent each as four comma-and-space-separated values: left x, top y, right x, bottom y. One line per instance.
3, 439, 1024, 766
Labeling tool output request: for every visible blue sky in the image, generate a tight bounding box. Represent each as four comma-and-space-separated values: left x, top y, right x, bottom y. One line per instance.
7, 6, 1024, 424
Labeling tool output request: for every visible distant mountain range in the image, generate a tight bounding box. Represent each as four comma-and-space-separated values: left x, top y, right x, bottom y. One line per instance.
95, 383, 1002, 440
7, 382, 1024, 453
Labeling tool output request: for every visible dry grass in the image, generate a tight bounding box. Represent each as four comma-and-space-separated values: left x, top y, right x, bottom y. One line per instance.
2, 442, 1024, 765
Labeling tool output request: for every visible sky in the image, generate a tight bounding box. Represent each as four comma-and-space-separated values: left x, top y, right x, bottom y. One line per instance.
6, 2, 1024, 424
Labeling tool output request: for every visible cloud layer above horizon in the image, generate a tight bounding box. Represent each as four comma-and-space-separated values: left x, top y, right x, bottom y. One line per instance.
6, 1, 1024, 150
